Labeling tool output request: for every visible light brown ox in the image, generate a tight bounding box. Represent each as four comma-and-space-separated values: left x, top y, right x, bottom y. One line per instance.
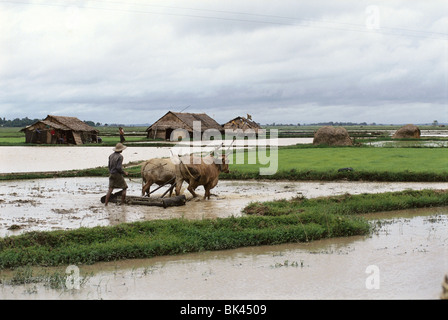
175, 154, 229, 200
141, 158, 176, 197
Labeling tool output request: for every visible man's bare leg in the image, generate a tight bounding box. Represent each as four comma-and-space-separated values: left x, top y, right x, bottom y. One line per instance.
121, 188, 127, 205
105, 187, 114, 206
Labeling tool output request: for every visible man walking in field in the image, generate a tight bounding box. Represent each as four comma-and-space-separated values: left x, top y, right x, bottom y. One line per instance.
119, 127, 125, 143
104, 143, 129, 206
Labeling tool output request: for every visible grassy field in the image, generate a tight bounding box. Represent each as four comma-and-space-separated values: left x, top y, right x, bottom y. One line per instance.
229, 145, 448, 175
0, 127, 27, 145
0, 126, 152, 146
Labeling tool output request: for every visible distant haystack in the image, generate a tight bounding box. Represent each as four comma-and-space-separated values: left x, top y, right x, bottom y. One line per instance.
21, 115, 99, 145
392, 124, 421, 139
313, 126, 353, 146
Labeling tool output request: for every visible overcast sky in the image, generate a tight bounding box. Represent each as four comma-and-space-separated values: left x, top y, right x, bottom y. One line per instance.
0, 0, 447, 125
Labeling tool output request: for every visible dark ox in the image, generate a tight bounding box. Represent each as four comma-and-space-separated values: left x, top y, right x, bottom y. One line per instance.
175, 154, 229, 200
141, 158, 176, 197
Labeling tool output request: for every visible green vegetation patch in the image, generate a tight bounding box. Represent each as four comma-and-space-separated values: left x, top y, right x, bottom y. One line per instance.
0, 211, 368, 269
243, 189, 448, 217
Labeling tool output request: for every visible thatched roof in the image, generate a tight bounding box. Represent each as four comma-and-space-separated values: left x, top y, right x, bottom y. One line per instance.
47, 115, 98, 132
147, 111, 223, 132
223, 116, 261, 130
22, 115, 99, 133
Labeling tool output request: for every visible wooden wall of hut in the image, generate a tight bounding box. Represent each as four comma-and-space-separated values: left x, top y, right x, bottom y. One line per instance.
23, 129, 96, 145
25, 129, 53, 144
147, 128, 191, 140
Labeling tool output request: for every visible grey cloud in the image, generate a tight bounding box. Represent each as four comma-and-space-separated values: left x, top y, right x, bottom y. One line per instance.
0, 0, 446, 125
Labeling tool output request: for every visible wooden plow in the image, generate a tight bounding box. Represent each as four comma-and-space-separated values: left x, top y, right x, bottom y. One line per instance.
101, 191, 186, 208
100, 178, 186, 208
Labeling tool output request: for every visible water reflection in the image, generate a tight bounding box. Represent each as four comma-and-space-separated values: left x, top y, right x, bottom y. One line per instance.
365, 140, 448, 147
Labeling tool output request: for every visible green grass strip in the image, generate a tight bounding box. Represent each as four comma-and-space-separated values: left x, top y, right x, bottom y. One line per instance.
243, 189, 448, 216
223, 169, 448, 182
0, 212, 368, 269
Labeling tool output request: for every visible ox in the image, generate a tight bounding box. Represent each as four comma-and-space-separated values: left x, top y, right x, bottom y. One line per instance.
174, 154, 229, 200
141, 158, 176, 197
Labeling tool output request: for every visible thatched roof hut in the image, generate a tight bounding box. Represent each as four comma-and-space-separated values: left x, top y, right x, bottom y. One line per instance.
146, 111, 223, 140
222, 115, 262, 134
21, 115, 99, 145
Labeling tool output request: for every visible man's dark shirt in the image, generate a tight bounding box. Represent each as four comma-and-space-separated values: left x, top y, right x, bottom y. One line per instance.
108, 152, 125, 174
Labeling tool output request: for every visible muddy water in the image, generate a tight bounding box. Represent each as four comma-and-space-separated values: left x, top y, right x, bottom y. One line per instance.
1, 207, 447, 300
367, 140, 448, 147
0, 178, 447, 299
0, 146, 172, 174
1, 177, 448, 237
0, 138, 311, 174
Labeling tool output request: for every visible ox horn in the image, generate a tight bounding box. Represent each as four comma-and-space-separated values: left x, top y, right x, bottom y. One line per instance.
224, 136, 237, 157
208, 142, 224, 157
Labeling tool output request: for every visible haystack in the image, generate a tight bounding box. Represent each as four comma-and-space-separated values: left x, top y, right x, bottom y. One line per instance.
313, 126, 353, 146
392, 124, 421, 139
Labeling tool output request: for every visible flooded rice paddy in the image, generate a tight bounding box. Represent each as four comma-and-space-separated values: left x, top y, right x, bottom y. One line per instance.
0, 146, 172, 174
0, 177, 447, 300
0, 144, 447, 299
0, 206, 447, 300
1, 177, 448, 237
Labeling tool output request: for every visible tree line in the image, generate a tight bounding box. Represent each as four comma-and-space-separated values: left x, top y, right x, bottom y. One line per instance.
0, 117, 40, 127
0, 117, 104, 127
305, 121, 372, 126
